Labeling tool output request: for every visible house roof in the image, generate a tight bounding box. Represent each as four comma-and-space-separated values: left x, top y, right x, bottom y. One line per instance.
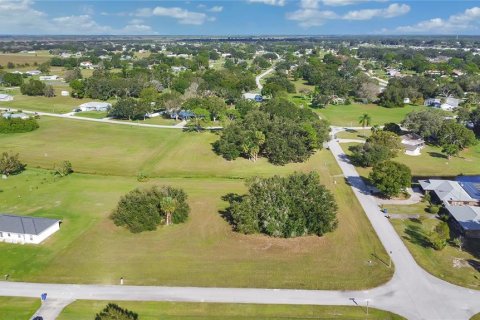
79, 102, 112, 108
0, 214, 60, 235
0, 94, 12, 99
444, 205, 480, 231
401, 133, 425, 147
419, 179, 473, 202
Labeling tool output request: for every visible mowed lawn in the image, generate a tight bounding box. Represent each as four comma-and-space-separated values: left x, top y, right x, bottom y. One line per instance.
316, 104, 429, 127
0, 297, 40, 320
58, 301, 405, 320
391, 218, 480, 290
341, 142, 480, 178
0, 117, 392, 289
0, 52, 51, 67
2, 89, 100, 114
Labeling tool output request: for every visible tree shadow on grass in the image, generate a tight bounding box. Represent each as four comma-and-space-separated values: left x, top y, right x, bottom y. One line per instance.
428, 152, 447, 159
403, 220, 431, 248
219, 193, 243, 226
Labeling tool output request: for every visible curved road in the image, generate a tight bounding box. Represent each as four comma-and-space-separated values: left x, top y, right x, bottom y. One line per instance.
0, 128, 479, 319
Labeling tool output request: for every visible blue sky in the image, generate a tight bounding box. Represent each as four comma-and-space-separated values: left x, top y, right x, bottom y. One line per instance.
1, 0, 480, 35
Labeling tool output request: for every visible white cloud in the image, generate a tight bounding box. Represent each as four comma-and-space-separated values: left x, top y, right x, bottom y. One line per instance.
122, 23, 154, 34
288, 1, 409, 27
322, 0, 386, 6
208, 6, 223, 12
395, 6, 480, 34
343, 3, 410, 20
52, 15, 114, 34
287, 9, 338, 27
248, 0, 286, 7
143, 6, 211, 25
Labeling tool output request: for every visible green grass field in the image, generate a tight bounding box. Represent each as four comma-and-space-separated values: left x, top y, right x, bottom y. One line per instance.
2, 88, 100, 114
0, 117, 392, 289
58, 301, 405, 320
335, 129, 371, 140
342, 141, 480, 178
0, 52, 51, 67
75, 111, 108, 119
0, 297, 40, 320
316, 104, 429, 127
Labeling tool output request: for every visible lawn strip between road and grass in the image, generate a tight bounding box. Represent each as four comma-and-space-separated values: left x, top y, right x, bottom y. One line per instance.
0, 296, 40, 320
57, 300, 405, 320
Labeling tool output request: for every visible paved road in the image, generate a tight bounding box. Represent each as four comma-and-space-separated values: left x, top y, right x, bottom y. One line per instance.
0, 108, 223, 130
256, 68, 275, 90
1, 127, 479, 319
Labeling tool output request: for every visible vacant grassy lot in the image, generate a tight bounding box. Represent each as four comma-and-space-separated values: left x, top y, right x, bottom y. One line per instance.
58, 301, 405, 320
75, 111, 108, 119
342, 142, 480, 178
0, 296, 40, 320
1, 88, 100, 114
0, 52, 51, 67
0, 116, 392, 289
316, 104, 429, 127
391, 218, 480, 290
335, 129, 371, 140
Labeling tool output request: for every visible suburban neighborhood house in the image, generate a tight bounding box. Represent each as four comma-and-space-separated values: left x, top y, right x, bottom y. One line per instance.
0, 93, 13, 102
424, 97, 460, 111
77, 101, 112, 112
0, 214, 61, 244
242, 92, 263, 102
420, 179, 480, 238
401, 133, 425, 156
2, 112, 29, 120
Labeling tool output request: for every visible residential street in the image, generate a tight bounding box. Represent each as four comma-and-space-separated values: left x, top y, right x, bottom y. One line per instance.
0, 127, 479, 320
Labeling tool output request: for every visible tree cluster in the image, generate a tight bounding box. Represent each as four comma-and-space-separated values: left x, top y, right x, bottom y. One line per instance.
0, 152, 26, 176
369, 161, 411, 197
95, 303, 138, 320
349, 131, 402, 167
111, 185, 190, 233
0, 118, 39, 133
214, 98, 329, 165
224, 172, 338, 238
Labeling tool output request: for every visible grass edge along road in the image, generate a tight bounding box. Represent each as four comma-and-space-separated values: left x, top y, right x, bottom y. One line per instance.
57, 300, 406, 320
0, 296, 40, 320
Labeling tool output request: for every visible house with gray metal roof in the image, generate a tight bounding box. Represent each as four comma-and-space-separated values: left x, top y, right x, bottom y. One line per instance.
0, 214, 61, 244
444, 205, 480, 238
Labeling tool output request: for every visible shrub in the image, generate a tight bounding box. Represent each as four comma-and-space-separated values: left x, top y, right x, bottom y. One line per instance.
111, 185, 190, 233
427, 205, 440, 214
224, 172, 338, 238
0, 152, 26, 176
95, 303, 138, 320
54, 160, 73, 177
0, 118, 39, 133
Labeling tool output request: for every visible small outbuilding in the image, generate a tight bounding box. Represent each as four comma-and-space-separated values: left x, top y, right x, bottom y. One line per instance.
61, 91, 69, 97
2, 112, 29, 120
242, 93, 263, 102
77, 102, 112, 112
0, 94, 14, 102
401, 133, 425, 156
0, 214, 61, 244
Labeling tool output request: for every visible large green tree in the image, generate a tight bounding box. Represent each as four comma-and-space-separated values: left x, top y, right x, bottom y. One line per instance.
0, 152, 26, 176
95, 303, 138, 320
111, 185, 190, 233
225, 172, 338, 238
369, 161, 411, 198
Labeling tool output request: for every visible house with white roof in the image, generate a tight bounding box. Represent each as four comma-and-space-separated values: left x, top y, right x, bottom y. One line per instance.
2, 112, 29, 120
242, 93, 263, 102
26, 70, 41, 76
0, 94, 14, 102
401, 133, 425, 156
80, 61, 93, 69
0, 214, 61, 244
39, 75, 59, 81
77, 101, 112, 112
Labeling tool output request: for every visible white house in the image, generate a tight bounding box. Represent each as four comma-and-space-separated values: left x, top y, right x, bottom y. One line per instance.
0, 214, 61, 244
403, 97, 411, 104
0, 94, 14, 102
61, 90, 69, 97
39, 75, 59, 81
78, 101, 112, 112
242, 93, 263, 102
171, 66, 187, 73
401, 133, 425, 156
2, 112, 29, 120
26, 70, 41, 76
80, 61, 93, 69
441, 97, 460, 111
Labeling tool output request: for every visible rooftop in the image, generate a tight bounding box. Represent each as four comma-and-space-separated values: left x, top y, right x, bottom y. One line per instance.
0, 214, 60, 235
445, 205, 480, 231
419, 179, 473, 202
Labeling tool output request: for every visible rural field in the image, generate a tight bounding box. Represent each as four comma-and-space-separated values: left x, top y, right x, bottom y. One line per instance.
341, 142, 480, 178
315, 104, 429, 127
58, 301, 405, 320
0, 116, 392, 289
0, 52, 52, 67
0, 296, 40, 320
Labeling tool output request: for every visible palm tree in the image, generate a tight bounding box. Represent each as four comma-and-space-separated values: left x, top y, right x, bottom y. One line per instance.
371, 124, 381, 134
358, 113, 372, 128
161, 196, 177, 226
